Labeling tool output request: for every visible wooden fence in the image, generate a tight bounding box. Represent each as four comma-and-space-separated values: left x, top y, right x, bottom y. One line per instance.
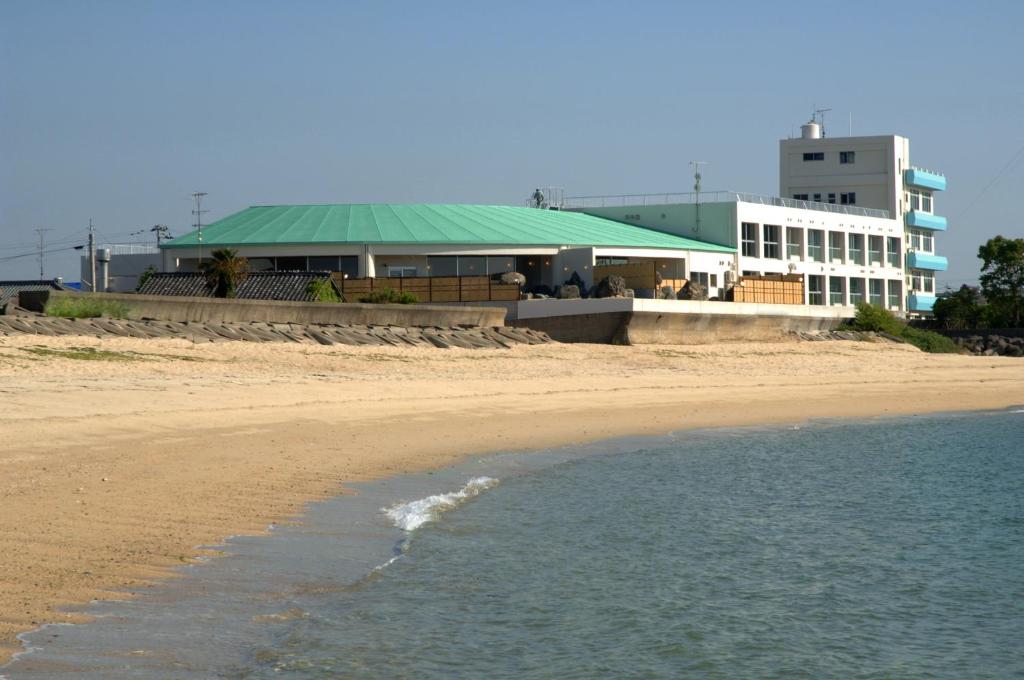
331, 274, 521, 303
730, 274, 804, 305
592, 262, 686, 292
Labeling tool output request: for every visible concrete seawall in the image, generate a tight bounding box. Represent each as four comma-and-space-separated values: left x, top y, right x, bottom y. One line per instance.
510, 298, 851, 344
27, 291, 507, 328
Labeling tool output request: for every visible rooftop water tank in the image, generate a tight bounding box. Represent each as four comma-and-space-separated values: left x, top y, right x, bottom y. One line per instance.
800, 121, 821, 139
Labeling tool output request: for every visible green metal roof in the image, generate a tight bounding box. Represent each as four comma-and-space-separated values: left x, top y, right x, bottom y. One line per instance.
163, 204, 734, 253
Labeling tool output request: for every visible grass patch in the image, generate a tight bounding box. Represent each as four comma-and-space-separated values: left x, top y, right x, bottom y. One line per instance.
46, 297, 130, 319
20, 346, 142, 361
17, 346, 209, 362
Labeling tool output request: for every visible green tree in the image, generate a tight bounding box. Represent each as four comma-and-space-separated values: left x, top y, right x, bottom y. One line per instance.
978, 236, 1024, 327
135, 264, 158, 292
200, 248, 250, 298
932, 285, 984, 330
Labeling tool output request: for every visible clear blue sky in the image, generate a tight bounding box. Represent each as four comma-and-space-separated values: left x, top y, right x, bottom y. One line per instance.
2, 0, 1023, 287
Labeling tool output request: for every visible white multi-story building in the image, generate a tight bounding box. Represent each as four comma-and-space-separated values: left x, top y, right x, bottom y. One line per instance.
569, 192, 905, 310
568, 121, 946, 314
779, 120, 947, 314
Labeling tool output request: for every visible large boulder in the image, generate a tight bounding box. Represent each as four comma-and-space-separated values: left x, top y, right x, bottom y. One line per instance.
593, 275, 627, 298
557, 284, 581, 299
497, 271, 526, 286
677, 281, 708, 301
659, 285, 676, 300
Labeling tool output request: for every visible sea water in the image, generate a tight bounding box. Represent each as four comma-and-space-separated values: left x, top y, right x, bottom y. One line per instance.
4, 411, 1023, 679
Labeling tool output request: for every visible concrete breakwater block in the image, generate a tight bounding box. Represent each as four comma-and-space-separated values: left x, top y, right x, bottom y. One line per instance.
0, 315, 555, 349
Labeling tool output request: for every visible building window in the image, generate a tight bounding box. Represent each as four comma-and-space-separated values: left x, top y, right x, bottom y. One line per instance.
888, 280, 902, 309
487, 256, 516, 274
829, 277, 845, 306
907, 189, 933, 214
275, 256, 307, 271
458, 256, 486, 275
828, 193, 836, 204
868, 236, 883, 265
840, 192, 857, 205
829, 231, 844, 262
848, 233, 864, 265
786, 227, 803, 260
807, 229, 824, 262
710, 274, 718, 287
909, 270, 935, 294
793, 193, 809, 201
803, 152, 824, 161
387, 266, 417, 277
763, 224, 781, 259
849, 278, 865, 305
887, 237, 901, 268
813, 193, 822, 203
741, 222, 758, 257
869, 279, 884, 306
427, 256, 458, 276
910, 230, 934, 253
690, 271, 710, 288
840, 151, 856, 164
808, 275, 824, 305
308, 256, 339, 272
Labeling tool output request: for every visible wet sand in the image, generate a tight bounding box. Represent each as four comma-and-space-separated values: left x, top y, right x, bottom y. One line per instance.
2, 334, 1023, 663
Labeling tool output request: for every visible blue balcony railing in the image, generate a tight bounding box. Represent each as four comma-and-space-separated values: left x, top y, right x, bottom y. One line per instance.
907, 252, 949, 271
906, 211, 947, 231
905, 168, 947, 192
908, 293, 937, 312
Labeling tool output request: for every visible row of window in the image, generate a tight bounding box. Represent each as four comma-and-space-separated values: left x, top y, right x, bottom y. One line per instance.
741, 222, 901, 266
801, 151, 856, 164
792, 192, 857, 205
806, 275, 902, 307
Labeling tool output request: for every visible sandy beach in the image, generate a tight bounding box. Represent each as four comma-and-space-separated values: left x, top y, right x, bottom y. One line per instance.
1, 334, 1023, 663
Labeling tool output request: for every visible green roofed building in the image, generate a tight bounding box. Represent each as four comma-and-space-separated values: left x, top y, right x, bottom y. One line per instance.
162, 204, 735, 292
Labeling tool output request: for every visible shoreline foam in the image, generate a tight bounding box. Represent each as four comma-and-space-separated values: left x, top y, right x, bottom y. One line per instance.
2, 334, 1024, 664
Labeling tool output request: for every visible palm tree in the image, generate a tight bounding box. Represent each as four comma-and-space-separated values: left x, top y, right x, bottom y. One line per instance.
200, 248, 250, 298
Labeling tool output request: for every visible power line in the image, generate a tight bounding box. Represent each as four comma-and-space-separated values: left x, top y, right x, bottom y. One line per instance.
952, 141, 1024, 222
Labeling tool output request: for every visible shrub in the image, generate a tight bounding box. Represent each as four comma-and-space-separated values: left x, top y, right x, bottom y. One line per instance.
306, 279, 341, 303
847, 303, 903, 335
845, 303, 961, 354
900, 326, 961, 354
358, 288, 418, 304
46, 297, 130, 319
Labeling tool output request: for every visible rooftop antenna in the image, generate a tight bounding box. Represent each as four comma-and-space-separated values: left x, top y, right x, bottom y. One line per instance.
691, 161, 708, 235
192, 191, 208, 265
815, 107, 832, 138
34, 227, 53, 280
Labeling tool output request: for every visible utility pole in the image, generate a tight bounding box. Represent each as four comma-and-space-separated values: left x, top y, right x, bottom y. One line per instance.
34, 227, 52, 280
192, 192, 208, 266
88, 219, 97, 292
151, 224, 170, 246
690, 161, 708, 235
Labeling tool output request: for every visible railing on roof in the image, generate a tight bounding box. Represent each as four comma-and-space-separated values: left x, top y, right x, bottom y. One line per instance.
562, 191, 890, 219
909, 165, 945, 178
99, 244, 162, 255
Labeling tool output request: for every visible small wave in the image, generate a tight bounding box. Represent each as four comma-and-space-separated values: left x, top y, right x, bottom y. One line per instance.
384, 477, 499, 532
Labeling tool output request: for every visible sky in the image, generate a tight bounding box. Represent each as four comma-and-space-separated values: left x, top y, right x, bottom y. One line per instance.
2, 0, 1023, 287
